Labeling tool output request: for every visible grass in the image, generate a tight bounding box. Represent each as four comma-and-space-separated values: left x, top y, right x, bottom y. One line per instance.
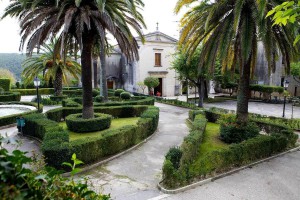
59, 117, 140, 141
191, 122, 228, 172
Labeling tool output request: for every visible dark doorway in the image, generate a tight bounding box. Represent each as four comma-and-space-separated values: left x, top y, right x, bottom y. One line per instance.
294, 87, 298, 97
154, 78, 163, 96
182, 81, 188, 95
107, 80, 114, 89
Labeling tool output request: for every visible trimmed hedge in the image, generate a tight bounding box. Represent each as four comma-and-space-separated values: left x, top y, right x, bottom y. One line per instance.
156, 97, 198, 109
0, 79, 11, 91
50, 95, 67, 102
66, 113, 112, 133
250, 84, 284, 94
162, 109, 298, 189
24, 105, 159, 169
46, 105, 148, 122
11, 88, 55, 95
114, 89, 125, 97
0, 102, 42, 127
120, 92, 131, 100
62, 96, 154, 107
0, 92, 21, 102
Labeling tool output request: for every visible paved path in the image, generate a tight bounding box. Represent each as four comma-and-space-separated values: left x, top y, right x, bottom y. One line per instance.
0, 104, 61, 157
162, 150, 300, 200
204, 100, 300, 118
83, 103, 190, 200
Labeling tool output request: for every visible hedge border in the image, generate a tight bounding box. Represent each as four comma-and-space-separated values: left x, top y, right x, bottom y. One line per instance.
66, 113, 112, 132
158, 145, 300, 194
161, 108, 298, 189
0, 92, 21, 102
62, 96, 154, 107
22, 105, 159, 169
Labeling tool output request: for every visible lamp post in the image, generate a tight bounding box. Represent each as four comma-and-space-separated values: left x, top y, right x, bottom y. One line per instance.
282, 80, 289, 118
34, 77, 41, 111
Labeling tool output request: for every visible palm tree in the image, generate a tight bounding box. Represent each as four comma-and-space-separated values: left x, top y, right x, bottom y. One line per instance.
176, 0, 299, 123
22, 40, 81, 96
3, 0, 145, 119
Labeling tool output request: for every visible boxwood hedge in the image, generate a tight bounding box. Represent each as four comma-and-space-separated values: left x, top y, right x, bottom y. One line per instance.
66, 113, 112, 132
162, 109, 298, 189
22, 105, 159, 169
0, 92, 21, 102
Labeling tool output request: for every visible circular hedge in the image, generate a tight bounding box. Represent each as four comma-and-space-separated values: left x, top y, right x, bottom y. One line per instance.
66, 113, 112, 133
120, 92, 131, 100
114, 89, 125, 97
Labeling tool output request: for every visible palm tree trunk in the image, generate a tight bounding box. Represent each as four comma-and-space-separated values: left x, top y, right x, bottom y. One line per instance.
54, 68, 63, 96
93, 59, 98, 88
197, 79, 204, 108
236, 58, 251, 123
81, 32, 94, 119
100, 37, 108, 102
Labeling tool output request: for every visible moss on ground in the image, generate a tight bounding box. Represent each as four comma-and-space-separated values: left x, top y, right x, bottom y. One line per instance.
59, 117, 140, 141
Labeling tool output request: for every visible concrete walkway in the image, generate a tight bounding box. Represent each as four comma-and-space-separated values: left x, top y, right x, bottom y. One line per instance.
204, 100, 300, 118
163, 150, 300, 200
83, 103, 190, 200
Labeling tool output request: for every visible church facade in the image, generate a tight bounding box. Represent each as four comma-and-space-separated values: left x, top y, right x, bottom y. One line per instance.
104, 29, 181, 97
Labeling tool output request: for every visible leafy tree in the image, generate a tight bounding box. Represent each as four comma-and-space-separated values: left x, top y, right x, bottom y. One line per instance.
0, 68, 16, 86
3, 0, 145, 119
22, 40, 81, 96
144, 77, 159, 95
137, 81, 147, 94
176, 0, 299, 123
267, 1, 300, 45
172, 48, 208, 107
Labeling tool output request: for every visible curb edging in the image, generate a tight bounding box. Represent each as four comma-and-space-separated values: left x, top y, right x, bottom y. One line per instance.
157, 145, 300, 194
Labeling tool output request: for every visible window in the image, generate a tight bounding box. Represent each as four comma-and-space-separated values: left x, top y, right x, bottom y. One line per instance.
155, 53, 161, 66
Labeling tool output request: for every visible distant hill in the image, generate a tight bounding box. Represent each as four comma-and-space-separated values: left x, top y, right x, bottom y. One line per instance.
0, 53, 26, 79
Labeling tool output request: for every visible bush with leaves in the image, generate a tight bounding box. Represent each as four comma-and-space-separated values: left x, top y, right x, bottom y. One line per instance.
219, 114, 260, 144
0, 137, 110, 200
144, 77, 159, 95
120, 92, 131, 100
114, 89, 125, 97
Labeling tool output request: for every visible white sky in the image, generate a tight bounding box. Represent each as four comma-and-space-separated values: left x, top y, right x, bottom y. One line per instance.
0, 0, 186, 53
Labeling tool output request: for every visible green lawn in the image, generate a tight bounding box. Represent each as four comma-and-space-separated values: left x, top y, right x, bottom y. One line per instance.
191, 122, 228, 172
59, 117, 140, 141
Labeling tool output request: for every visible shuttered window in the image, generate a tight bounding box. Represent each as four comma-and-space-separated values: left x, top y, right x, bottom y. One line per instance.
155, 53, 161, 66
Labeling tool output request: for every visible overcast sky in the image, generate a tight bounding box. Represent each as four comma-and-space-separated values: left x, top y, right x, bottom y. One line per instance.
0, 0, 186, 53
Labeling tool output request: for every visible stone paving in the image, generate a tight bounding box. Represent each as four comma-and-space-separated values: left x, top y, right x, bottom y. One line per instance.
82, 103, 190, 200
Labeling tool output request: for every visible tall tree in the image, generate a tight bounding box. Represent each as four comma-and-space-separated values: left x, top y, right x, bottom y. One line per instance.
3, 0, 145, 119
176, 0, 299, 123
22, 40, 81, 96
172, 48, 209, 107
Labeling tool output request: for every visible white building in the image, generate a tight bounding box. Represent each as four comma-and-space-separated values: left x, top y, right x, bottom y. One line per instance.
104, 28, 181, 97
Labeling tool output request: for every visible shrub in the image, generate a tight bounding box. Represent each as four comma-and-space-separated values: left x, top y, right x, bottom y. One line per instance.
219, 115, 259, 144
11, 88, 55, 95
49, 95, 67, 102
0, 78, 11, 91
144, 77, 159, 94
114, 89, 125, 97
0, 139, 109, 199
66, 113, 112, 133
95, 95, 104, 102
0, 92, 21, 102
165, 147, 183, 170
120, 92, 131, 100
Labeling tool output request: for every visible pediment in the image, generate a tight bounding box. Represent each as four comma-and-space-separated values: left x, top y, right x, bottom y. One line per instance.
137, 31, 178, 44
